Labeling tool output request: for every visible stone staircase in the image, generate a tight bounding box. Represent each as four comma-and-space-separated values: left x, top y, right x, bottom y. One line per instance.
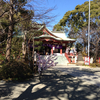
54, 55, 69, 65
39, 54, 69, 66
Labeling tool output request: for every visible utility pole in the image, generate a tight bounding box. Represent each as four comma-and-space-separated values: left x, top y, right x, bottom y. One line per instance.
88, 0, 90, 58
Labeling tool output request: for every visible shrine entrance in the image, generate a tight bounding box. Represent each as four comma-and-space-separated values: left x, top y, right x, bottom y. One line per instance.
34, 25, 76, 63
44, 46, 51, 55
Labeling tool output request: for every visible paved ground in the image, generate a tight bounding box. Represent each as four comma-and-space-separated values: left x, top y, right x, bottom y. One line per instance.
0, 66, 100, 100
53, 65, 100, 87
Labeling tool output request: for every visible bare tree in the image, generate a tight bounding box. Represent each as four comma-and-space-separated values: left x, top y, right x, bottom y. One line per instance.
90, 27, 100, 62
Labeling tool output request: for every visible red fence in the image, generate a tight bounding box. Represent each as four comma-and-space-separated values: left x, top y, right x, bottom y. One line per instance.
65, 53, 71, 63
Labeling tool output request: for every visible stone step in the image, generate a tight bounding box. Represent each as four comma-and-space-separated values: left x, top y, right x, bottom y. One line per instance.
67, 63, 76, 66
54, 56, 69, 65
40, 55, 69, 66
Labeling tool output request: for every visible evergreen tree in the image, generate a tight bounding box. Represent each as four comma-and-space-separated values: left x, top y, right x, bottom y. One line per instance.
53, 1, 100, 62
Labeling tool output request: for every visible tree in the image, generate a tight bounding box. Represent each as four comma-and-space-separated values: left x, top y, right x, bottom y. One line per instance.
0, 0, 34, 61
53, 0, 100, 62
90, 26, 100, 62
0, 0, 55, 62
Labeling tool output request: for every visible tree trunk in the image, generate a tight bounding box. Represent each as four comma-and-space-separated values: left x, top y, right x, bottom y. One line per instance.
6, 0, 13, 61
94, 47, 98, 63
32, 34, 34, 71
83, 40, 87, 54
6, 33, 12, 61
22, 31, 27, 61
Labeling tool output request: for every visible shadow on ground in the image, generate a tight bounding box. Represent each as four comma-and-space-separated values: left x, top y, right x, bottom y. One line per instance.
0, 69, 100, 100
53, 67, 100, 83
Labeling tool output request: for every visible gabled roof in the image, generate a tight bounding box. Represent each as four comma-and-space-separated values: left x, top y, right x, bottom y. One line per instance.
34, 34, 75, 41
35, 26, 76, 42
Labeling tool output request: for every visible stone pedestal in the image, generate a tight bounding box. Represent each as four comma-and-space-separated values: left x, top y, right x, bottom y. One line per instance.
76, 52, 84, 66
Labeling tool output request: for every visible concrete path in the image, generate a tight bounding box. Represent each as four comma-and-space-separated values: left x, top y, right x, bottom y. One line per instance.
53, 65, 100, 87
0, 68, 100, 100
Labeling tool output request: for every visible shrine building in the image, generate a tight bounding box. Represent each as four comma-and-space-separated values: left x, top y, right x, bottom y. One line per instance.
34, 25, 76, 55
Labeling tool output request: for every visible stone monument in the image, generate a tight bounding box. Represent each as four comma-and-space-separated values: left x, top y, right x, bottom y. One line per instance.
76, 52, 84, 66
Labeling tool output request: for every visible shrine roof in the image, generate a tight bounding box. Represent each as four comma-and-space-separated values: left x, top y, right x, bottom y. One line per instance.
52, 31, 67, 39
34, 34, 75, 41
34, 25, 76, 42
43, 27, 75, 41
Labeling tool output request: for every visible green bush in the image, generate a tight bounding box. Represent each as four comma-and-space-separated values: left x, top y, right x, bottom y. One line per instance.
1, 60, 33, 80
0, 54, 5, 61
90, 63, 100, 67
96, 63, 100, 67
0, 67, 3, 80
90, 63, 96, 67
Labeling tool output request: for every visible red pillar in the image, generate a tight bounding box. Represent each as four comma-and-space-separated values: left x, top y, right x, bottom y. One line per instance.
99, 58, 100, 64
51, 48, 53, 54
60, 49, 62, 54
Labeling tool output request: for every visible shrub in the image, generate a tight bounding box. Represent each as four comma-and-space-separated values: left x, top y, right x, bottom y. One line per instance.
0, 53, 5, 61
0, 67, 3, 80
96, 63, 100, 67
90, 63, 96, 67
82, 51, 87, 57
90, 63, 100, 67
1, 60, 33, 80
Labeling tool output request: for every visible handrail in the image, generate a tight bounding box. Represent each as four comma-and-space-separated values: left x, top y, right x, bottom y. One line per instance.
65, 53, 71, 63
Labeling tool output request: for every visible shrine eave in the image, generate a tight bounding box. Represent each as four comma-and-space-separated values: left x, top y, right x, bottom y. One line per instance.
34, 35, 76, 42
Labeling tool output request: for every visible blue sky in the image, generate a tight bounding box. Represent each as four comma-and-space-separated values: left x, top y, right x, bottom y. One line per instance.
45, 0, 92, 31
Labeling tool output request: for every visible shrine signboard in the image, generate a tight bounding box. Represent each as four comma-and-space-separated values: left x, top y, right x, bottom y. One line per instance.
84, 57, 90, 65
